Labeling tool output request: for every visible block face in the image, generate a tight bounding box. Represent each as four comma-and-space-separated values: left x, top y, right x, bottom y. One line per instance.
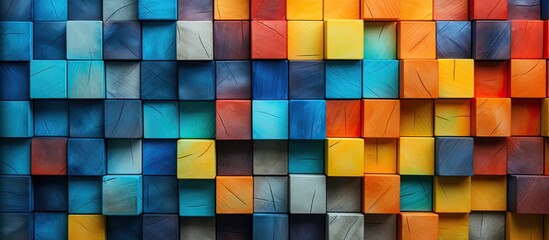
138, 0, 177, 20
433, 0, 468, 20
68, 215, 106, 240
176, 21, 213, 60
68, 0, 102, 20
103, 0, 139, 20
471, 176, 506, 211
364, 138, 397, 174
253, 214, 289, 240
400, 100, 434, 136
326, 177, 361, 212
289, 214, 325, 240
436, 21, 471, 59
143, 140, 177, 175
34, 100, 69, 137
254, 176, 288, 213
400, 60, 439, 99
0, 176, 33, 212
216, 140, 253, 175
472, 21, 511, 60
216, 176, 253, 214
326, 138, 364, 177
251, 0, 285, 19
325, 61, 362, 99
179, 101, 216, 139
143, 101, 179, 139
0, 213, 32, 240
434, 100, 471, 136
217, 215, 253, 239
433, 176, 471, 213
177, 139, 216, 179
31, 138, 67, 175
0, 22, 32, 61
509, 0, 541, 19
251, 20, 287, 59
0, 63, 29, 101
400, 176, 432, 211
253, 140, 288, 175
66, 21, 102, 60
400, 0, 432, 20
34, 212, 68, 240
107, 216, 142, 240
509, 60, 546, 98
214, 21, 250, 60
104, 100, 143, 138
362, 100, 400, 138
142, 22, 177, 60
289, 174, 326, 213
102, 175, 142, 215
398, 21, 436, 59
469, 212, 505, 240
0, 0, 32, 21
508, 175, 549, 214
511, 20, 543, 58
435, 137, 474, 176
363, 174, 400, 214
69, 100, 104, 138
179, 180, 215, 216
214, 0, 249, 20
324, 20, 363, 60
362, 0, 399, 19
474, 61, 508, 98
105, 62, 141, 99
33, 21, 66, 60
398, 212, 439, 240
69, 177, 102, 213
67, 61, 105, 99
106, 139, 142, 174
216, 100, 252, 140
438, 59, 474, 98
289, 100, 326, 140
215, 61, 251, 99
143, 176, 178, 214
472, 98, 511, 137
0, 101, 33, 138
30, 60, 67, 99
505, 213, 544, 240
287, 0, 322, 20
252, 101, 289, 139
288, 140, 324, 174
398, 137, 435, 175
363, 60, 399, 98
507, 137, 544, 175
288, 61, 325, 99
326, 213, 364, 240
178, 61, 214, 100
34, 176, 67, 211
178, 0, 213, 20
0, 139, 31, 175
142, 214, 178, 240
471, 0, 508, 19
326, 100, 361, 137
512, 99, 541, 136
68, 138, 106, 176
180, 217, 215, 240
103, 21, 141, 60
252, 60, 288, 99
438, 214, 469, 240
363, 22, 397, 59
473, 137, 507, 175
364, 215, 397, 240
324, 0, 358, 19
287, 21, 324, 60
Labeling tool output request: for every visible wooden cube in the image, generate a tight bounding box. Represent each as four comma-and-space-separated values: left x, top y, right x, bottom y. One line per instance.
106, 139, 142, 174
471, 98, 511, 137
34, 176, 67, 211
363, 174, 400, 214
177, 139, 216, 179
0, 176, 33, 212
179, 180, 215, 216
0, 139, 31, 175
143, 101, 179, 139
327, 177, 362, 212
362, 100, 400, 138
176, 21, 213, 60
288, 140, 324, 174
324, 0, 359, 19
289, 100, 326, 140
30, 60, 67, 99
0, 22, 32, 61
470, 0, 508, 19
105, 100, 143, 138
400, 100, 434, 136
433, 0, 468, 20
254, 176, 288, 213
217, 215, 252, 239
474, 61, 508, 98
325, 61, 362, 99
251, 0, 285, 20
398, 212, 438, 240
253, 214, 289, 239
103, 21, 141, 60
509, 0, 541, 19
508, 175, 549, 214
472, 21, 511, 60
138, 0, 177, 20
326, 100, 361, 138
143, 140, 176, 176
363, 22, 397, 59
473, 137, 507, 175
507, 137, 544, 175
364, 215, 397, 240
398, 137, 435, 175
289, 61, 325, 99
34, 100, 68, 137
326, 138, 364, 176
69, 215, 105, 240
179, 101, 215, 139
398, 22, 436, 59
433, 176, 471, 213
469, 212, 505, 240
363, 60, 400, 98
289, 215, 325, 239
327, 213, 363, 239
438, 59, 474, 98
66, 21, 103, 60
252, 101, 288, 140
34, 212, 67, 240
252, 61, 288, 99
506, 213, 543, 240
435, 137, 474, 176
512, 99, 541, 136
289, 174, 326, 213
142, 214, 179, 239
253, 140, 288, 175
216, 100, 251, 140
511, 20, 544, 58
400, 0, 432, 20
509, 60, 546, 98
180, 217, 215, 239
216, 176, 253, 214
471, 176, 506, 211
400, 176, 432, 211
400, 60, 439, 98
434, 100, 470, 136
102, 175, 142, 215
214, 0, 249, 20
216, 140, 253, 175
546, 20, 549, 58
287, 21, 323, 60
364, 138, 397, 174
213, 21, 250, 60
361, 0, 399, 19
438, 214, 468, 240
324, 20, 363, 60
143, 176, 178, 214
251, 21, 287, 59
286, 0, 322, 20
31, 138, 67, 175
436, 21, 472, 59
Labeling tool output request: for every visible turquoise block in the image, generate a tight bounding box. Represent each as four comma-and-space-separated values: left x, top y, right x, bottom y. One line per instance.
0, 101, 33, 138
103, 175, 143, 216
68, 61, 105, 98
142, 22, 176, 60
30, 60, 67, 99
400, 176, 432, 211
34, 0, 68, 20
0, 22, 32, 61
143, 101, 179, 139
139, 0, 177, 20
288, 140, 324, 174
66, 21, 102, 60
362, 60, 399, 99
69, 177, 102, 214
364, 22, 396, 60
179, 101, 215, 139
252, 100, 289, 140
325, 61, 362, 99
107, 139, 142, 174
179, 180, 215, 216
0, 139, 31, 174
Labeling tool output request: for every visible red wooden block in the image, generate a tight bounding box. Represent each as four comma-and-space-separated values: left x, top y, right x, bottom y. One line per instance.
473, 137, 507, 175
508, 175, 549, 214
251, 0, 286, 20
251, 21, 287, 59
507, 137, 544, 175
326, 100, 361, 138
511, 20, 544, 59
433, 0, 468, 20
511, 99, 541, 136
216, 100, 251, 140
474, 61, 507, 98
470, 0, 508, 20
545, 20, 549, 59
31, 138, 67, 175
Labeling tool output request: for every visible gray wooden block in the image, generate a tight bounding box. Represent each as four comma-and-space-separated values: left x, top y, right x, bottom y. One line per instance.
364, 214, 397, 240
103, 0, 139, 21
176, 21, 213, 60
327, 213, 364, 240
253, 140, 288, 175
106, 62, 140, 99
179, 217, 215, 240
289, 174, 326, 214
469, 212, 505, 240
327, 177, 362, 213
254, 176, 288, 213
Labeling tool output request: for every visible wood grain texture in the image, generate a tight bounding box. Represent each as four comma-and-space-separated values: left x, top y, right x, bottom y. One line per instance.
326, 100, 361, 137
433, 176, 471, 213
0, 139, 31, 175
143, 101, 179, 139
30, 60, 67, 99
0, 0, 32, 21
104, 100, 143, 138
103, 0, 138, 20
68, 0, 101, 20
0, 63, 29, 100
326, 138, 364, 176
176, 139, 216, 179
214, 21, 250, 60
289, 61, 324, 99
509, 0, 541, 19
400, 60, 439, 99
505, 213, 543, 240
105, 62, 140, 99
251, 20, 287, 59
142, 214, 178, 240
214, 0, 249, 20
542, 99, 549, 136
67, 61, 105, 99
509, 59, 546, 98
364, 22, 397, 59
289, 174, 326, 214
33, 21, 66, 60
102, 175, 142, 215
324, 0, 359, 19
470, 0, 508, 19
327, 213, 364, 240
142, 22, 176, 60
362, 0, 399, 19
68, 177, 102, 213
471, 98, 511, 137
216, 61, 251, 99
31, 137, 67, 175
252, 60, 288, 99
251, 0, 285, 19
289, 100, 326, 140
474, 61, 508, 98
363, 174, 400, 214
398, 212, 438, 240
69, 100, 104, 138
289, 214, 325, 240
177, 21, 213, 60
473, 137, 507, 175
400, 100, 433, 136
138, 0, 177, 20
103, 21, 141, 60
400, 176, 432, 211
215, 100, 251, 140
288, 140, 324, 174
364, 138, 397, 174
434, 99, 471, 136
253, 214, 289, 240
0, 176, 32, 212
143, 140, 176, 175
34, 212, 67, 240
469, 212, 505, 240
472, 21, 511, 60
253, 140, 288, 175
436, 21, 471, 59
511, 99, 541, 136
178, 61, 215, 100
398, 137, 435, 175
398, 21, 436, 59
507, 137, 544, 175
362, 100, 400, 138
216, 176, 253, 214
435, 137, 474, 176
34, 100, 68, 137
254, 176, 288, 213
178, 180, 215, 216
66, 21, 102, 60
433, 0, 468, 20
143, 176, 178, 213
325, 61, 362, 99
67, 138, 106, 175
68, 215, 105, 240
179, 101, 216, 139
471, 176, 506, 211
545, 20, 549, 58
107, 216, 142, 240
106, 139, 142, 174
216, 140, 253, 175
180, 217, 215, 240
327, 177, 361, 212
34, 176, 67, 211
0, 22, 32, 61
364, 214, 397, 240
511, 20, 543, 58
362, 60, 399, 98
252, 101, 289, 139
399, 0, 432, 20
324, 20, 364, 60
438, 59, 474, 98
438, 214, 469, 240
287, 21, 324, 60
178, 0, 213, 20
286, 0, 322, 20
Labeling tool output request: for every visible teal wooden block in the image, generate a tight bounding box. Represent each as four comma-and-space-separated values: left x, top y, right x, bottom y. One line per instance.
103, 175, 143, 216
179, 180, 215, 216
144, 101, 179, 139
0, 139, 31, 174
107, 139, 142, 174
362, 60, 399, 99
139, 0, 177, 20
400, 175, 432, 211
69, 177, 102, 214
30, 60, 67, 99
0, 101, 33, 138
252, 100, 288, 140
179, 101, 215, 139
0, 22, 32, 61
103, 0, 139, 20
66, 21, 102, 60
325, 61, 362, 99
142, 22, 176, 60
68, 61, 105, 99
288, 140, 324, 174
363, 22, 397, 60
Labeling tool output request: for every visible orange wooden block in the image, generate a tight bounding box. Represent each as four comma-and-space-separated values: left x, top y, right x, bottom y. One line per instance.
326, 100, 361, 138
474, 61, 508, 98
400, 60, 438, 99
470, 0, 508, 20
214, 0, 250, 20
216, 176, 253, 214
438, 214, 469, 240
471, 176, 507, 211
251, 21, 287, 59
364, 138, 398, 174
471, 98, 511, 137
398, 22, 436, 59
511, 20, 544, 59
363, 174, 400, 214
400, 0, 432, 20
511, 99, 541, 136
433, 0, 468, 20
216, 100, 251, 140
362, 100, 400, 138
400, 100, 433, 137
506, 213, 544, 240
361, 0, 399, 20
398, 212, 439, 240
473, 137, 507, 175
324, 0, 359, 19
509, 60, 546, 98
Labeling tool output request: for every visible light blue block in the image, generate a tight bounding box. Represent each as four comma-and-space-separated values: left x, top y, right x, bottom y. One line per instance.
106, 62, 141, 99
30, 60, 67, 99
0, 101, 33, 138
66, 21, 102, 60
69, 177, 102, 214
325, 61, 362, 99
68, 61, 105, 98
142, 22, 176, 60
179, 101, 215, 139
252, 100, 288, 140
107, 139, 142, 174
139, 0, 177, 20
143, 101, 179, 139
179, 180, 215, 216
103, 175, 143, 216
0, 22, 32, 61
34, 0, 67, 20
364, 22, 397, 60
0, 139, 31, 174
288, 140, 324, 174
103, 0, 139, 20
34, 212, 67, 240
362, 60, 399, 99
34, 100, 68, 136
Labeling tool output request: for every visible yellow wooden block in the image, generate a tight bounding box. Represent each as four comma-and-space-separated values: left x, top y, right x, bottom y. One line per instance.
400, 0, 433, 20
542, 99, 549, 136
439, 59, 474, 98
434, 99, 471, 137
438, 214, 469, 240
177, 139, 216, 179
506, 212, 544, 240
471, 176, 506, 211
69, 215, 106, 240
398, 137, 434, 175
214, 0, 249, 20
326, 138, 364, 176
324, 20, 364, 60
400, 100, 433, 136
287, 0, 323, 20
288, 21, 323, 60
324, 0, 359, 19
364, 138, 397, 174
434, 176, 471, 213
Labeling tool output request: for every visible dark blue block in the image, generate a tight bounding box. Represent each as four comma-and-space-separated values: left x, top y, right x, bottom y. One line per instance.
509, 0, 541, 19
68, 0, 102, 20
69, 100, 104, 138
67, 138, 106, 176
142, 214, 179, 240
436, 21, 471, 59
0, 0, 32, 21
216, 214, 252, 240
178, 61, 215, 100
34, 212, 67, 240
289, 214, 325, 240
0, 176, 33, 212
0, 139, 31, 175
0, 213, 33, 240
142, 22, 177, 60
400, 176, 432, 211
34, 100, 68, 137
68, 177, 102, 213
104, 100, 143, 138
473, 21, 511, 60
34, 176, 67, 211
143, 140, 177, 175
34, 0, 67, 20
216, 61, 251, 99
252, 61, 289, 100
179, 180, 215, 216
143, 176, 179, 214
0, 62, 29, 100
104, 21, 141, 60
141, 61, 178, 100
435, 137, 474, 176
325, 61, 362, 99
543, 0, 549, 19
33, 21, 66, 60
289, 100, 326, 140
0, 22, 32, 61
289, 61, 325, 99
108, 216, 142, 240
253, 214, 289, 240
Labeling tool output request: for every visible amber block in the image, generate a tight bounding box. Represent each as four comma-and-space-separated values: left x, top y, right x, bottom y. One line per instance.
433, 176, 471, 213
398, 212, 438, 240
471, 98, 511, 137
471, 176, 506, 211
362, 100, 400, 138
364, 138, 397, 174
31, 138, 67, 175
400, 100, 433, 137
324, 0, 359, 19
251, 21, 287, 59
511, 20, 544, 59
68, 215, 106, 240
361, 0, 399, 20
543, 99, 549, 137
216, 176, 253, 214
400, 0, 432, 20
511, 99, 540, 136
433, 0, 468, 20
509, 60, 546, 98
326, 100, 361, 138
438, 214, 469, 240
473, 137, 507, 175
434, 99, 471, 137
216, 100, 251, 140
474, 61, 508, 98
398, 22, 436, 59
214, 0, 249, 20
470, 0, 508, 20
400, 60, 439, 99
286, 0, 322, 20
363, 174, 400, 214
287, 21, 323, 60
506, 213, 543, 240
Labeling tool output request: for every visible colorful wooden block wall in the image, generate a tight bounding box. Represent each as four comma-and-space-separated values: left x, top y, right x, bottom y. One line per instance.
1, 0, 549, 239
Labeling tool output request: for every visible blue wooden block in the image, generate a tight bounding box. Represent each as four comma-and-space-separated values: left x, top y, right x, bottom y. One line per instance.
0, 22, 32, 61
543, 0, 549, 19
325, 61, 362, 99
103, 0, 139, 21
472, 21, 511, 60
106, 62, 141, 99
143, 140, 177, 175
141, 61, 177, 100
289, 61, 325, 99
252, 61, 289, 100
289, 100, 326, 140
0, 213, 33, 239
253, 214, 289, 240
34, 100, 68, 137
107, 139, 142, 174
254, 177, 288, 213
289, 214, 325, 240
0, 139, 31, 174
34, 0, 67, 20
69, 100, 104, 137
362, 60, 399, 99
30, 60, 67, 99
103, 175, 142, 215
143, 101, 179, 139
509, 0, 541, 19
34, 176, 67, 211
68, 0, 102, 20
400, 176, 432, 211
107, 216, 142, 240
68, 177, 102, 213
179, 101, 216, 139
104, 100, 143, 138
33, 21, 66, 60
179, 180, 215, 216
66, 21, 102, 60
216, 61, 251, 99
0, 101, 33, 138
143, 176, 178, 214
0, 63, 29, 100
104, 21, 141, 60
139, 0, 177, 20
0, 176, 33, 212
178, 61, 215, 100
437, 21, 472, 59
435, 137, 474, 176
67, 138, 106, 176
143, 214, 179, 240
288, 140, 324, 174
252, 100, 289, 140
34, 212, 67, 240
0, 0, 32, 21
142, 22, 176, 60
